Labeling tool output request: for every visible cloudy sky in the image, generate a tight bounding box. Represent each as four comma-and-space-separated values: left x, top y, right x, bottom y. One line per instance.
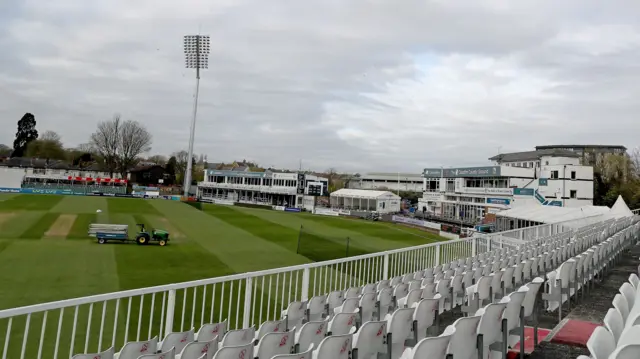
1, 0, 639, 173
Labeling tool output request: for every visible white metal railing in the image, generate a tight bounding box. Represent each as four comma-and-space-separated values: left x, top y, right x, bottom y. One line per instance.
0, 237, 492, 359
482, 221, 569, 242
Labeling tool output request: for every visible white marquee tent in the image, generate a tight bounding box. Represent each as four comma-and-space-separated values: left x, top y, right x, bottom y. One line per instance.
330, 189, 401, 213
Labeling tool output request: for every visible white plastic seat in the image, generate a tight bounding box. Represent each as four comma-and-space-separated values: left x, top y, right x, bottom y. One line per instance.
255, 330, 294, 359
114, 337, 158, 359
604, 308, 624, 344
138, 347, 175, 359
72, 347, 114, 359
451, 274, 465, 307
377, 287, 394, 319
501, 266, 516, 296
359, 292, 377, 323
464, 276, 491, 314
613, 293, 630, 323
617, 325, 640, 347
220, 328, 255, 347
522, 278, 543, 320
490, 271, 503, 301
394, 283, 410, 304
311, 334, 352, 359
447, 315, 482, 359
352, 321, 386, 359
475, 297, 509, 359
295, 318, 329, 352
607, 344, 640, 359
543, 259, 576, 318
334, 297, 359, 315
585, 326, 615, 359
327, 291, 345, 313
397, 289, 421, 308
328, 312, 358, 335
307, 295, 327, 322
385, 307, 415, 359
421, 283, 436, 299
177, 338, 217, 359
620, 282, 636, 311
413, 296, 440, 341
196, 321, 227, 342
503, 286, 529, 347
160, 329, 195, 353
256, 320, 284, 341
391, 276, 403, 286
212, 343, 253, 359
282, 301, 307, 330
345, 287, 361, 298
631, 273, 640, 289
399, 325, 455, 359
271, 344, 314, 359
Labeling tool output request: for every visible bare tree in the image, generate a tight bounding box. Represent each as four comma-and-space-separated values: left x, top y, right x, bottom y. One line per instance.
631, 147, 640, 178
90, 115, 121, 176
117, 120, 152, 177
147, 155, 167, 165
40, 130, 62, 143
90, 115, 152, 177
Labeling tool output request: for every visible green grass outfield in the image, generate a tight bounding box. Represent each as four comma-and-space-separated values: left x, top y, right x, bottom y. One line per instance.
0, 193, 445, 310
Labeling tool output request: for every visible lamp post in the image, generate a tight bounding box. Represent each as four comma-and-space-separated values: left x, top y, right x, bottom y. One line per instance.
183, 34, 210, 197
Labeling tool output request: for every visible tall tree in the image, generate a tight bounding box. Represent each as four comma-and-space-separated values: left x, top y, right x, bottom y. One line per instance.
12, 113, 39, 157
171, 150, 196, 185
90, 114, 153, 177
25, 130, 66, 160
166, 156, 177, 185
116, 120, 152, 177
147, 155, 167, 166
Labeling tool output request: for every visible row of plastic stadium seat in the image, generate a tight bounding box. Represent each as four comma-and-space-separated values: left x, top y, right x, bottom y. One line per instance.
22, 182, 127, 193
578, 221, 640, 359
71, 217, 638, 359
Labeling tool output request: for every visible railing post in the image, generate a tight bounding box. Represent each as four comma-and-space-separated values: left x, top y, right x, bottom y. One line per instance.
242, 277, 253, 329
435, 244, 441, 266
165, 289, 176, 336
383, 254, 389, 280
301, 266, 310, 302
472, 237, 477, 257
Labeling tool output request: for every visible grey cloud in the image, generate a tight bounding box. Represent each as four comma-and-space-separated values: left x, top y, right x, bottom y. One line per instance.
1, 0, 639, 172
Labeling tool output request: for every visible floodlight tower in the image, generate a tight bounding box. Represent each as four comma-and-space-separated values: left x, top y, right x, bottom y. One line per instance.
183, 34, 210, 197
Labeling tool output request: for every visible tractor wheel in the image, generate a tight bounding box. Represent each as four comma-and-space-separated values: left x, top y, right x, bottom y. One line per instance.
158, 239, 167, 247
98, 238, 107, 244
136, 234, 149, 245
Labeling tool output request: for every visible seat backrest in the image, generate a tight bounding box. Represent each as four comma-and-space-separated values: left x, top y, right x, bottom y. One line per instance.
586, 326, 616, 359
352, 321, 386, 358
197, 321, 227, 342
631, 274, 640, 289
221, 327, 255, 347
296, 318, 329, 352
327, 291, 344, 310
345, 287, 361, 298
476, 299, 509, 345
447, 315, 482, 359
620, 282, 636, 310
256, 330, 294, 359
71, 346, 115, 359
404, 289, 422, 308
421, 283, 436, 299
613, 293, 630, 322
315, 334, 352, 359
522, 278, 544, 317
413, 296, 440, 334
609, 344, 640, 359
604, 308, 624, 344
388, 307, 415, 343
137, 347, 175, 359
256, 320, 284, 341
212, 343, 253, 359
270, 344, 314, 359
618, 325, 640, 348
180, 338, 218, 359
161, 328, 195, 353
330, 312, 357, 335
117, 337, 158, 359
504, 287, 528, 331
410, 326, 454, 359
378, 287, 394, 307
284, 301, 307, 329
476, 276, 492, 300
359, 292, 377, 322
394, 283, 409, 300
307, 295, 327, 321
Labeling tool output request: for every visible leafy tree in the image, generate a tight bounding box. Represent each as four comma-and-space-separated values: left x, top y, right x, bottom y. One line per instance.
12, 113, 38, 157
25, 131, 66, 160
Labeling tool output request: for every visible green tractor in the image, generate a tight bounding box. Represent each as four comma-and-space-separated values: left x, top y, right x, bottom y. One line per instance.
135, 223, 170, 246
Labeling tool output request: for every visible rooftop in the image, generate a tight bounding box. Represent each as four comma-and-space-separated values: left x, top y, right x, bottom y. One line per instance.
330, 188, 400, 199
535, 144, 627, 150
489, 149, 580, 162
